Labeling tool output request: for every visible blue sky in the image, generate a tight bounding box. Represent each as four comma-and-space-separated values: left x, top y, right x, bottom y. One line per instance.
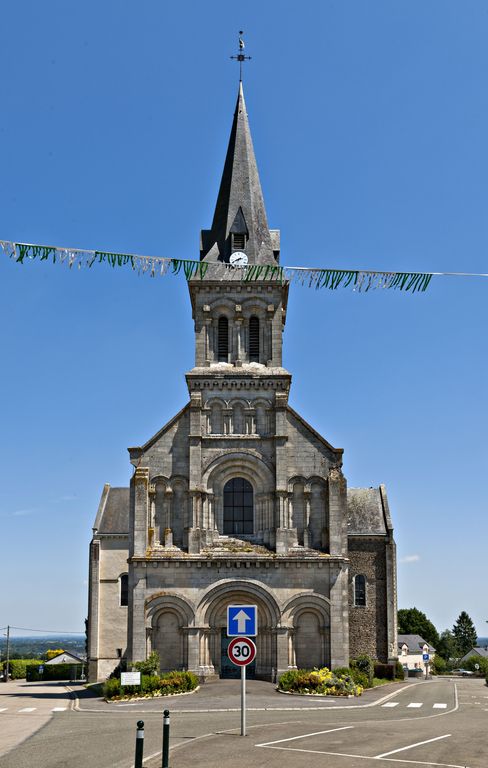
1, 0, 487, 640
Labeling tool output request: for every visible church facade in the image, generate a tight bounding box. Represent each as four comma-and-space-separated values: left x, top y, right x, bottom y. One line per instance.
87, 83, 398, 682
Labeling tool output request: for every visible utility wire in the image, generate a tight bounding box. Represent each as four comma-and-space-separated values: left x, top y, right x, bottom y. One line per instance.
6, 626, 84, 635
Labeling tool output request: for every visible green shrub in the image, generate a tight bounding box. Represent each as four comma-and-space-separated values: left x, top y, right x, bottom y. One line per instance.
133, 651, 160, 676
103, 677, 121, 699
462, 656, 488, 675
27, 663, 84, 681
348, 667, 369, 688
430, 655, 447, 675
278, 667, 363, 697
395, 660, 405, 680
352, 655, 374, 686
332, 666, 352, 677
374, 663, 394, 680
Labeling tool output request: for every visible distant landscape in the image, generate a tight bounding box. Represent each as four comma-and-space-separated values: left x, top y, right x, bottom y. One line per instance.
0, 635, 86, 660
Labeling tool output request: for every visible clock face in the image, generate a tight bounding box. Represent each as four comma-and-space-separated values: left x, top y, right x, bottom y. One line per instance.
229, 251, 248, 267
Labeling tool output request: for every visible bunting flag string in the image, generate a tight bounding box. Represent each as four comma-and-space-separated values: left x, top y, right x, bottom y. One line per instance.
3, 237, 486, 293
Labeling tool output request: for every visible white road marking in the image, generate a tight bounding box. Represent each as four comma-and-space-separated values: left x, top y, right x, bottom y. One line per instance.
376, 733, 451, 758
382, 702, 399, 708
433, 703, 447, 709
257, 744, 467, 767
0, 708, 8, 712
52, 707, 67, 712
18, 707, 36, 713
407, 702, 423, 708
255, 725, 354, 747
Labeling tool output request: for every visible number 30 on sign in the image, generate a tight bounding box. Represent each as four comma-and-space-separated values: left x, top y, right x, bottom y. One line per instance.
227, 636, 257, 666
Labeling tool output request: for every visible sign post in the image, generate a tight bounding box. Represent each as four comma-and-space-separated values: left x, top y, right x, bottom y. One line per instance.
227, 636, 257, 736
422, 652, 430, 678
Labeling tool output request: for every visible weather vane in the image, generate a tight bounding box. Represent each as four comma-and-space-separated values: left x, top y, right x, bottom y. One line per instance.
230, 31, 251, 81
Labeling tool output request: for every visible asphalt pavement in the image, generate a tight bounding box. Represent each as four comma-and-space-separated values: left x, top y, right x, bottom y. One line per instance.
0, 676, 486, 768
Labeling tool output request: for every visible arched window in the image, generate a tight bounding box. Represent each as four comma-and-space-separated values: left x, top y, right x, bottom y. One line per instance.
120, 574, 129, 607
249, 316, 260, 362
354, 574, 366, 607
218, 316, 229, 361
223, 477, 253, 535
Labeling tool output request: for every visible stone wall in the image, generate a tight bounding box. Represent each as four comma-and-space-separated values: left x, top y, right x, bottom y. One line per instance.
348, 536, 388, 661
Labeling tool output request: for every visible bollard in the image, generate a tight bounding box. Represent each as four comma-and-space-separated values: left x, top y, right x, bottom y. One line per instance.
162, 709, 170, 768
135, 720, 144, 768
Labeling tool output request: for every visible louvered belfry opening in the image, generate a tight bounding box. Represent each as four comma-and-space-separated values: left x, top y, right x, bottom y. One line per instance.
218, 316, 229, 361
249, 316, 260, 362
232, 232, 246, 250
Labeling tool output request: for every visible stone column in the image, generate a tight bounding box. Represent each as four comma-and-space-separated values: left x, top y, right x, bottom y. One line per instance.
163, 489, 173, 547
130, 467, 149, 557
275, 490, 290, 554
328, 465, 348, 557
288, 628, 297, 668
148, 484, 156, 547
87, 540, 100, 681
303, 491, 311, 548
203, 312, 211, 366
128, 563, 147, 665
182, 627, 200, 674
234, 307, 243, 366
274, 626, 291, 681
329, 562, 349, 669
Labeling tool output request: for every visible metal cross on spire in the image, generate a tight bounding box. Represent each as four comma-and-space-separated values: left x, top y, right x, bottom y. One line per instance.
230, 31, 251, 81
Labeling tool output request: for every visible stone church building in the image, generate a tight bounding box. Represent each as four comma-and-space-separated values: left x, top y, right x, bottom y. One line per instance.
88, 82, 397, 682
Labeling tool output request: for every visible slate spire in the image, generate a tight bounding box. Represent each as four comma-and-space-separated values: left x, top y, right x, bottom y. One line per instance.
200, 82, 279, 264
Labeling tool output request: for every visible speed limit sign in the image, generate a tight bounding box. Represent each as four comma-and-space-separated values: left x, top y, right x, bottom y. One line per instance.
228, 636, 257, 666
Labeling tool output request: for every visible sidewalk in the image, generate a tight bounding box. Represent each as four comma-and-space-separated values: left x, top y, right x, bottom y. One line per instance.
0, 679, 80, 757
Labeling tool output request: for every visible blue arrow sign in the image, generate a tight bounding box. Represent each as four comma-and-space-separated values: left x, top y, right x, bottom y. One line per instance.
227, 604, 257, 637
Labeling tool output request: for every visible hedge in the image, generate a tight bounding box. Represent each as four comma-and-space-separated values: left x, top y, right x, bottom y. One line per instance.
27, 663, 84, 681
1, 660, 42, 679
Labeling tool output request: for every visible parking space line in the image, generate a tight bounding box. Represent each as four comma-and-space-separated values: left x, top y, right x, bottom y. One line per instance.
256, 744, 466, 767
407, 702, 423, 708
376, 733, 451, 758
255, 725, 353, 747
433, 703, 447, 709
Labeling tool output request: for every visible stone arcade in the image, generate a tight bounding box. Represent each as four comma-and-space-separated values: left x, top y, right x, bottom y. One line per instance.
87, 82, 398, 682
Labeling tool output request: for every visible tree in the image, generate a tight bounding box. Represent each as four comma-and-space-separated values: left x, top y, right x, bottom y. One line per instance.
436, 629, 459, 661
452, 611, 477, 657
398, 607, 440, 648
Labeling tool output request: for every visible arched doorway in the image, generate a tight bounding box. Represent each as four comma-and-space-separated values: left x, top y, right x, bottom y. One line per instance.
198, 582, 280, 680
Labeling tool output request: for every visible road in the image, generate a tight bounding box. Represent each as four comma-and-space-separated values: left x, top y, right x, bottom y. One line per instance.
1, 677, 487, 768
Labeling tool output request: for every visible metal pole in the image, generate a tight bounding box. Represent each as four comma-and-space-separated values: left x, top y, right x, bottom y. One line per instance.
5, 626, 10, 682
162, 709, 170, 768
241, 664, 246, 736
134, 720, 144, 768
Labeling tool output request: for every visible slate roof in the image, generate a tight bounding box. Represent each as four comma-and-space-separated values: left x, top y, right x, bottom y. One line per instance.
200, 82, 278, 265
347, 486, 392, 535
93, 485, 130, 534
397, 634, 436, 654
93, 483, 391, 538
460, 646, 488, 660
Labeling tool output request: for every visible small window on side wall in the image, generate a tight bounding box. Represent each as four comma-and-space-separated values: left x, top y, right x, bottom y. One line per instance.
354, 574, 366, 607
120, 574, 129, 607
